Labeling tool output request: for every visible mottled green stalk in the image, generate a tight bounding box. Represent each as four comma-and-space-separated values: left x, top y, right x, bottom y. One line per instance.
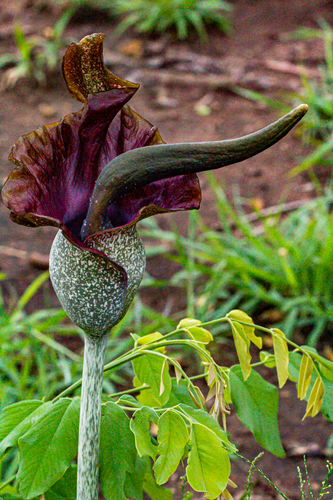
77, 334, 108, 500
49, 227, 146, 500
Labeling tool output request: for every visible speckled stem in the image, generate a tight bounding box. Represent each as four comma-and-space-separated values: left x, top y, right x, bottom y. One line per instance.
77, 333, 108, 500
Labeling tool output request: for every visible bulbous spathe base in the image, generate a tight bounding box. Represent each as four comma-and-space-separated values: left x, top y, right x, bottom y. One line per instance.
49, 226, 146, 337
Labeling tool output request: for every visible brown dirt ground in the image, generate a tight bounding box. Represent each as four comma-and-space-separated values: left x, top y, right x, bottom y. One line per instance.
1, 0, 333, 498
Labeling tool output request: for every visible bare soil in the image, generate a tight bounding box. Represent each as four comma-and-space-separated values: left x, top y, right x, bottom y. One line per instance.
1, 0, 333, 498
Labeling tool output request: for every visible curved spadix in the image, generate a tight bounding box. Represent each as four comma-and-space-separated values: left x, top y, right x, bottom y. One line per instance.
82, 104, 308, 240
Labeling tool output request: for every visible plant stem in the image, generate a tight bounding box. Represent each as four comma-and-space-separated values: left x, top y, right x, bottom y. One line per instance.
77, 333, 108, 500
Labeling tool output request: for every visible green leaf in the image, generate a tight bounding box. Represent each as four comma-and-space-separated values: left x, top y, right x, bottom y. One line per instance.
130, 407, 158, 459
272, 328, 289, 388
166, 379, 198, 408
288, 351, 303, 382
228, 310, 262, 349
137, 332, 166, 354
178, 318, 213, 343
99, 401, 137, 500
0, 401, 50, 457
17, 398, 80, 499
132, 354, 171, 406
124, 455, 148, 500
44, 466, 77, 500
133, 377, 160, 408
177, 318, 201, 329
297, 354, 314, 400
186, 423, 230, 499
302, 346, 333, 381
179, 405, 237, 453
143, 461, 173, 500
154, 409, 189, 484
116, 394, 142, 409
303, 376, 324, 418
259, 351, 276, 368
0, 401, 43, 441
229, 321, 251, 380
320, 377, 333, 421
184, 326, 213, 344
229, 366, 285, 457
136, 332, 163, 345
0, 494, 24, 500
289, 352, 333, 421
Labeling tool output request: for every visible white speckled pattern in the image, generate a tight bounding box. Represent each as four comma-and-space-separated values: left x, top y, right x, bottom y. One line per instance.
49, 225, 145, 337
77, 334, 108, 500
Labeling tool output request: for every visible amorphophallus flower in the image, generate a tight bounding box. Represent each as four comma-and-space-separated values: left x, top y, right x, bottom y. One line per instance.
2, 33, 307, 336
2, 33, 308, 500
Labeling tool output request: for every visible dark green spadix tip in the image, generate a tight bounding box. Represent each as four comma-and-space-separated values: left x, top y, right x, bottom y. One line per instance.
81, 104, 308, 240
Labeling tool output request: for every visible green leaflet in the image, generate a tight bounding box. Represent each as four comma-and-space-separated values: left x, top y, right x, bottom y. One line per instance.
227, 310, 262, 349
297, 354, 314, 400
153, 409, 189, 484
229, 321, 251, 380
166, 379, 198, 408
180, 319, 214, 344
99, 401, 137, 500
259, 351, 276, 368
130, 407, 158, 459
229, 366, 285, 457
302, 346, 333, 382
289, 352, 333, 421
318, 376, 333, 421
143, 461, 173, 500
116, 394, 142, 409
132, 353, 171, 406
0, 495, 24, 500
44, 466, 77, 500
134, 376, 162, 408
272, 328, 289, 388
136, 332, 164, 347
17, 398, 80, 499
0, 401, 43, 442
124, 455, 148, 500
186, 422, 230, 499
177, 318, 202, 329
179, 405, 237, 454
304, 376, 324, 418
0, 401, 51, 458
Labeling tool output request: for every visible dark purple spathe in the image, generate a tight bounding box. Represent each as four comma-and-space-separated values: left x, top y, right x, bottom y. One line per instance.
1, 34, 201, 255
